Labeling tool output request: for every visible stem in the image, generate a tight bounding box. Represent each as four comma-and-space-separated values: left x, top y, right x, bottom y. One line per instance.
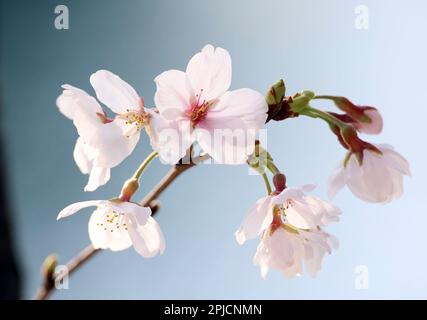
301, 106, 347, 129
267, 161, 280, 175
312, 95, 337, 101
133, 151, 158, 180
34, 244, 99, 300
261, 173, 272, 195
34, 153, 209, 300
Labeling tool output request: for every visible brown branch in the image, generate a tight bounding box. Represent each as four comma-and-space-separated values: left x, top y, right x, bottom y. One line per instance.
34, 154, 209, 300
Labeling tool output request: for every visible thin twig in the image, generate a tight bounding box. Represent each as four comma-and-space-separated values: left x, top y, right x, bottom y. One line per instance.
34, 154, 209, 300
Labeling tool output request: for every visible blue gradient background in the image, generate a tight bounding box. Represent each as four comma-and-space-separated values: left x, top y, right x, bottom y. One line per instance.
0, 0, 424, 299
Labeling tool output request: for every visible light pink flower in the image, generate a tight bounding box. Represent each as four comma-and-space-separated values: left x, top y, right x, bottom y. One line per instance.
154, 44, 268, 164
236, 184, 340, 278
57, 199, 165, 257
57, 71, 164, 191
329, 144, 411, 203
235, 184, 341, 245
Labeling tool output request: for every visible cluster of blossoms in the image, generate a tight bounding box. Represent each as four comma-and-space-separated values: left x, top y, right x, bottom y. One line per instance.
56, 45, 410, 279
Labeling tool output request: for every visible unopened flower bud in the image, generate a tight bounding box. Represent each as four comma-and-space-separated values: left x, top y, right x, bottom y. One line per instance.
266, 79, 286, 122
321, 96, 383, 134
41, 254, 58, 286
119, 178, 140, 201
266, 79, 286, 106
353, 107, 383, 135
273, 173, 286, 192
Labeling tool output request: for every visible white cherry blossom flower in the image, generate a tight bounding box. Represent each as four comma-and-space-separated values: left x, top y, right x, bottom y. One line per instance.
329, 144, 411, 203
57, 84, 138, 191
235, 184, 341, 245
154, 44, 268, 164
57, 71, 164, 191
236, 184, 340, 278
57, 199, 165, 257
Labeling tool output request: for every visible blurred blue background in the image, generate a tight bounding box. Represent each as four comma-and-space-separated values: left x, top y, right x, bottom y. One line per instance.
0, 0, 424, 299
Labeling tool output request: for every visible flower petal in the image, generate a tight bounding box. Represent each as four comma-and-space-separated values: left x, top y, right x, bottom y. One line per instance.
57, 200, 107, 220
186, 44, 232, 101
89, 118, 140, 168
235, 196, 273, 245
328, 164, 347, 199
154, 69, 194, 120
57, 84, 103, 120
380, 145, 411, 176
73, 137, 95, 175
204, 88, 268, 130
88, 209, 132, 251
57, 85, 104, 142
84, 165, 111, 192
147, 110, 194, 164
194, 88, 267, 164
126, 216, 166, 258
90, 70, 141, 114
272, 185, 314, 205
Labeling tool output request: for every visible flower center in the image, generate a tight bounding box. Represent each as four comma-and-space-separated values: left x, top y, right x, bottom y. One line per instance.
120, 108, 151, 138
270, 201, 299, 235
186, 89, 212, 127
96, 209, 128, 233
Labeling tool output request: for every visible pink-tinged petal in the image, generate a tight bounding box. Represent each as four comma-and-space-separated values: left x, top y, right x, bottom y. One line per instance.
331, 144, 409, 203
84, 165, 111, 192
328, 164, 348, 199
88, 209, 132, 251
349, 151, 395, 202
380, 146, 411, 176
253, 238, 270, 279
281, 234, 303, 278
191, 90, 265, 164
57, 84, 103, 120
195, 126, 251, 164
304, 196, 341, 225
89, 119, 140, 168
147, 110, 194, 164
154, 70, 194, 120
268, 229, 295, 269
73, 137, 95, 175
272, 185, 315, 205
205, 88, 268, 130
57, 200, 107, 220
194, 88, 267, 164
57, 85, 104, 142
90, 70, 141, 114
355, 109, 383, 135
119, 203, 151, 224
235, 196, 273, 245
126, 216, 166, 258
186, 44, 232, 101
284, 199, 320, 230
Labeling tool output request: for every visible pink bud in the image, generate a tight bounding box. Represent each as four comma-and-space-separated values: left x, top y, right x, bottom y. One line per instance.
273, 173, 286, 192
119, 178, 139, 202
353, 108, 383, 135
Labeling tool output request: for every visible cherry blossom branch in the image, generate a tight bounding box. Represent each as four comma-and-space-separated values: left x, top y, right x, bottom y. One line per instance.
34, 153, 209, 300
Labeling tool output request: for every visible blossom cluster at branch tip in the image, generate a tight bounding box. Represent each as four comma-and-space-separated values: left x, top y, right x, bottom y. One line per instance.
54, 44, 410, 280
